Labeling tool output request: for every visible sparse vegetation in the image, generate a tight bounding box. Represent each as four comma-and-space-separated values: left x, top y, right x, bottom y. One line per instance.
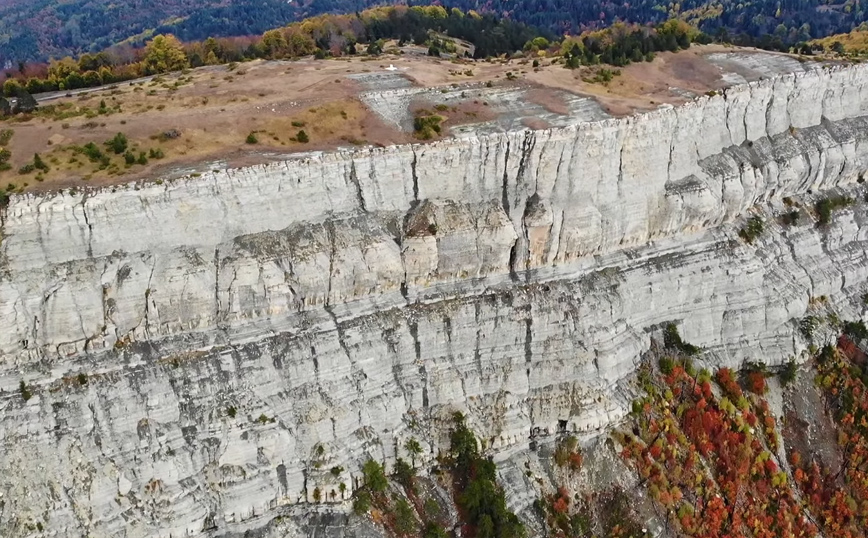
662, 323, 700, 356
447, 412, 525, 538
815, 195, 854, 225
779, 358, 798, 386
413, 113, 444, 140
738, 215, 764, 243
19, 380, 32, 401
553, 435, 583, 470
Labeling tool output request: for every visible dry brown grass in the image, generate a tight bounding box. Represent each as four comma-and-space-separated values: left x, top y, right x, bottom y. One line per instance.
0, 45, 804, 193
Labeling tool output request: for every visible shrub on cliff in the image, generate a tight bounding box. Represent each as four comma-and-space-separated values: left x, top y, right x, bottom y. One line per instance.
362, 459, 388, 493
19, 380, 31, 401
352, 489, 372, 515
413, 114, 443, 140
738, 216, 764, 243
815, 195, 854, 225
663, 323, 700, 356
779, 359, 798, 386
448, 413, 525, 538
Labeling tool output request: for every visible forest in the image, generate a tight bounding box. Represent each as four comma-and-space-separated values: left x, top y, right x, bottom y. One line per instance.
0, 0, 865, 64
1, 6, 700, 100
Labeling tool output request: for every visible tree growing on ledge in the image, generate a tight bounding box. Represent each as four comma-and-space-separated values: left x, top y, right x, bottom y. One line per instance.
448, 413, 526, 538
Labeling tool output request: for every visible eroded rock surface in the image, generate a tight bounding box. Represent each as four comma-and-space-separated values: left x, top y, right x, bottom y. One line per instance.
3, 64, 868, 537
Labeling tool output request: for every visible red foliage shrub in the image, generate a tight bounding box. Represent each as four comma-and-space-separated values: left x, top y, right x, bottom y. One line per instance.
715, 368, 742, 398
746, 370, 767, 394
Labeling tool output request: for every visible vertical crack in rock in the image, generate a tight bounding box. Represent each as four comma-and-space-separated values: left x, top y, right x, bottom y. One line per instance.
410, 147, 419, 205
410, 319, 428, 408
722, 92, 735, 145
501, 138, 520, 282
323, 221, 354, 365
348, 159, 367, 212
80, 192, 94, 259
473, 300, 483, 374
500, 138, 512, 214
213, 248, 221, 322
553, 144, 567, 195
517, 132, 537, 282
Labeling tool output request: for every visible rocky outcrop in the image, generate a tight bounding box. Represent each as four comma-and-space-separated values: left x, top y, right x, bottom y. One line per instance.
3, 64, 868, 537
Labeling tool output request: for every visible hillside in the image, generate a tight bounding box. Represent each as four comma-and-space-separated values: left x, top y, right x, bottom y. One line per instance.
0, 0, 298, 63
810, 26, 868, 56
2, 0, 867, 63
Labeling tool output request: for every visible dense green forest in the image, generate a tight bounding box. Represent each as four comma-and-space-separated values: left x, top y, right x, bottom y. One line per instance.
0, 0, 865, 64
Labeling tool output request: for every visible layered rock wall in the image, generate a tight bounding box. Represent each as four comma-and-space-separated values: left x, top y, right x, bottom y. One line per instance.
3, 65, 868, 537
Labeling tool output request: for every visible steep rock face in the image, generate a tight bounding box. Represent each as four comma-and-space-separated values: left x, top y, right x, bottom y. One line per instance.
2, 65, 868, 537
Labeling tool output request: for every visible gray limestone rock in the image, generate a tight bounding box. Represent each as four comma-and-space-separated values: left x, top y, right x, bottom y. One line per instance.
3, 63, 868, 537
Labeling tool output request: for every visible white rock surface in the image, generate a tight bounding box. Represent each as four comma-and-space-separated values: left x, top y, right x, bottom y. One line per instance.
3, 64, 868, 537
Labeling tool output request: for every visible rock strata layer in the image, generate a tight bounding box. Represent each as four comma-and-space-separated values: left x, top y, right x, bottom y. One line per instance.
3, 64, 868, 537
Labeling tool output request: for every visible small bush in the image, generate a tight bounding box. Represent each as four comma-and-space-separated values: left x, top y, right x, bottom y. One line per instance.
745, 370, 767, 394
352, 489, 372, 515
815, 195, 854, 225
19, 380, 31, 401
226, 406, 237, 418
148, 148, 165, 159
0, 129, 13, 145
779, 359, 798, 386
77, 373, 88, 385
413, 114, 444, 140
105, 132, 128, 154
423, 522, 449, 538
393, 457, 415, 490
738, 216, 764, 243
245, 132, 258, 144
296, 130, 309, 143
780, 209, 800, 226
362, 459, 388, 492
291, 120, 306, 127
659, 356, 676, 375
394, 496, 417, 535
844, 320, 868, 340
330, 466, 344, 476
124, 151, 136, 165
663, 323, 700, 355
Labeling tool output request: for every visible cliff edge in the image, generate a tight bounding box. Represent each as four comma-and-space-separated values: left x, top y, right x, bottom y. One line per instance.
2, 63, 868, 537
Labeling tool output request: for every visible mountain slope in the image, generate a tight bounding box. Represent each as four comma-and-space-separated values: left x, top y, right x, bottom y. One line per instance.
0, 0, 298, 63
2, 0, 868, 63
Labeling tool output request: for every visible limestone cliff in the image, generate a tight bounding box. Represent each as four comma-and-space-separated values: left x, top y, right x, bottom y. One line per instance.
3, 64, 868, 537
